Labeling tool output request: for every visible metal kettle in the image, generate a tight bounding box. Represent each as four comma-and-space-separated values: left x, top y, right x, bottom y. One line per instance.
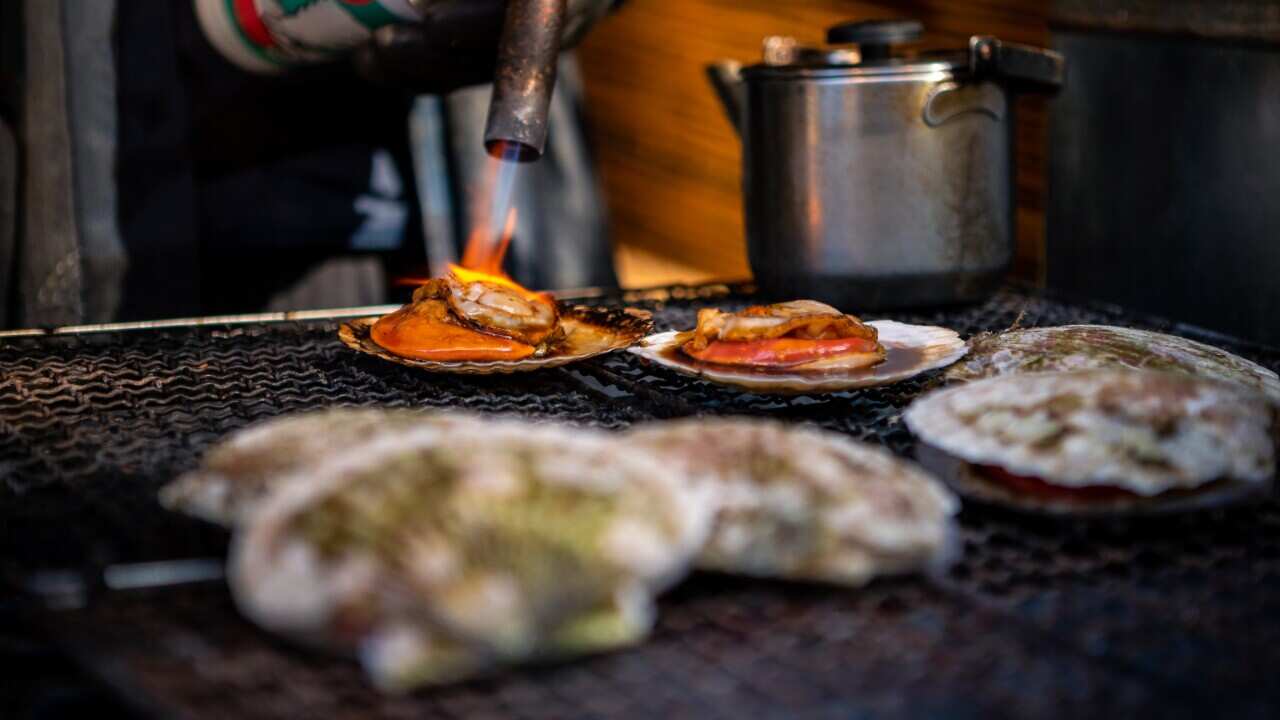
709, 20, 1065, 309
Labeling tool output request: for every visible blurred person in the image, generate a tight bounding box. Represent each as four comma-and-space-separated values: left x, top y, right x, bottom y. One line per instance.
0, 0, 617, 327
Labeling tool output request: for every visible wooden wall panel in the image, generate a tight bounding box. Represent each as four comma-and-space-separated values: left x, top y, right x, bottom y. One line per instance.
577, 0, 1051, 287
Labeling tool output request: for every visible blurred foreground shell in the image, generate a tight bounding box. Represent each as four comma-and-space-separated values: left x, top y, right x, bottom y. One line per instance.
905, 370, 1277, 516
626, 418, 958, 585
229, 426, 714, 691
340, 304, 653, 374
946, 324, 1280, 402
629, 320, 966, 394
159, 408, 482, 526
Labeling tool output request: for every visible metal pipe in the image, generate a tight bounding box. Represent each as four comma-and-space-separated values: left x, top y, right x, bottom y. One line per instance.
483, 0, 567, 161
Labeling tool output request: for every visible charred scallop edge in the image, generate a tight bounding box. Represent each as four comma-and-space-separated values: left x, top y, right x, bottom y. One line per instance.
339, 303, 654, 373
563, 304, 655, 339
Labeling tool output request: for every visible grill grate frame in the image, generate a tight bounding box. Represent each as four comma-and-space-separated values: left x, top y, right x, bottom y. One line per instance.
3, 283, 1280, 718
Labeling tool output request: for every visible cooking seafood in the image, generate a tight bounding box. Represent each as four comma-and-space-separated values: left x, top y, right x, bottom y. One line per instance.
905, 370, 1277, 515
627, 418, 958, 585
684, 301, 885, 370
160, 408, 483, 526
341, 269, 652, 374
230, 427, 714, 691
631, 300, 966, 393
372, 274, 563, 361
946, 324, 1280, 402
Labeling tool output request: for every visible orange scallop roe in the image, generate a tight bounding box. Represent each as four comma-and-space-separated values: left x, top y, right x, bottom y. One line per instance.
371, 306, 535, 361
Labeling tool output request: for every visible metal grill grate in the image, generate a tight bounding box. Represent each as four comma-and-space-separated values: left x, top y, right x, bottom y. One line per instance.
3, 284, 1279, 718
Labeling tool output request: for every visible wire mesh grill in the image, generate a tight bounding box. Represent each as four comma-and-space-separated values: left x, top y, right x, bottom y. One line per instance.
3, 284, 1279, 718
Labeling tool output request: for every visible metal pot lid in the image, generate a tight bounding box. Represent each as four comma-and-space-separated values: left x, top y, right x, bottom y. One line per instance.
739, 19, 1065, 91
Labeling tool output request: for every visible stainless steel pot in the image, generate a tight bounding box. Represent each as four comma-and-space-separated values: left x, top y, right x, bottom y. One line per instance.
709, 20, 1065, 308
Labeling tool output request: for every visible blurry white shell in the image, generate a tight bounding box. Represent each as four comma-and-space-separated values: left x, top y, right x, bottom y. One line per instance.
914, 444, 1269, 517
627, 418, 958, 585
946, 324, 1280, 402
340, 305, 652, 374
159, 408, 484, 526
229, 425, 714, 691
629, 320, 967, 394
905, 370, 1277, 514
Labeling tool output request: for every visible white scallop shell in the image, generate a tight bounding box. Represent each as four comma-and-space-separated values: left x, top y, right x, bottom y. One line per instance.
946, 324, 1280, 402
915, 443, 1269, 517
628, 320, 967, 394
159, 408, 491, 527
230, 424, 715, 690
905, 370, 1277, 514
626, 418, 958, 585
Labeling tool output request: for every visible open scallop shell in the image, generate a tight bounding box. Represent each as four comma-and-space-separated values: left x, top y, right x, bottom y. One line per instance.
628, 320, 967, 394
946, 324, 1280, 402
915, 443, 1270, 518
906, 370, 1277, 517
340, 304, 653, 374
625, 418, 959, 585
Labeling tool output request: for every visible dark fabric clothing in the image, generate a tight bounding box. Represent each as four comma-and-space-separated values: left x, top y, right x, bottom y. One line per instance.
114, 0, 420, 319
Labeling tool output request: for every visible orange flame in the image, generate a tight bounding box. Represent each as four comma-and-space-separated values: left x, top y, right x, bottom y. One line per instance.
393, 148, 532, 294
461, 206, 518, 276
391, 208, 520, 288
446, 262, 551, 306
448, 206, 549, 303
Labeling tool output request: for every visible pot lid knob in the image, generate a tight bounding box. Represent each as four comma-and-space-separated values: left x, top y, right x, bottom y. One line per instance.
827, 19, 922, 60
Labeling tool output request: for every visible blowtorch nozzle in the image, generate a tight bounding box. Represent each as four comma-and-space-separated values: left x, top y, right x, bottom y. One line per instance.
483, 0, 567, 162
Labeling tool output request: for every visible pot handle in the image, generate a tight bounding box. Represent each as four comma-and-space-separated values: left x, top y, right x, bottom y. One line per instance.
968, 36, 1066, 93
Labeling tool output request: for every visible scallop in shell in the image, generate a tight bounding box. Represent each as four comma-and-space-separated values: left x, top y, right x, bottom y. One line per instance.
340, 304, 653, 374
630, 320, 967, 394
905, 370, 1277, 516
626, 418, 958, 585
946, 324, 1280, 402
230, 425, 714, 691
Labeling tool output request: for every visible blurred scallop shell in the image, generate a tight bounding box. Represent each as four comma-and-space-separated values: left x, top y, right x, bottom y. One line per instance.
629, 320, 967, 394
915, 443, 1269, 517
626, 418, 958, 585
160, 408, 492, 526
229, 426, 714, 691
339, 304, 653, 374
905, 370, 1277, 515
946, 324, 1280, 402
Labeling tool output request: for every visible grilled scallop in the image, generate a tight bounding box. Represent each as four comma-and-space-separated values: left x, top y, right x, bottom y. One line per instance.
342, 270, 652, 374
686, 300, 881, 360
627, 418, 959, 585
632, 300, 966, 394
230, 426, 714, 691
429, 275, 562, 349
905, 369, 1278, 515
946, 324, 1280, 402
368, 276, 563, 362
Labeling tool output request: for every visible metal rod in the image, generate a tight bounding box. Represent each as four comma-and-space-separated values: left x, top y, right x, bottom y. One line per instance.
482, 0, 567, 161
0, 284, 691, 339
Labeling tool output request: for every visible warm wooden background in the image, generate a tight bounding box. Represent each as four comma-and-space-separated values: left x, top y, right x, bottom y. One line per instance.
576, 0, 1051, 288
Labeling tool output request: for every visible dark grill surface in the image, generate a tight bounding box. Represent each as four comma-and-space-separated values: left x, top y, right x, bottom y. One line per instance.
3, 284, 1279, 718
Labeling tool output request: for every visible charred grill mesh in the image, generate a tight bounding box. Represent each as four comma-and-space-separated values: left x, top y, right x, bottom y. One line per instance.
3, 284, 1279, 718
